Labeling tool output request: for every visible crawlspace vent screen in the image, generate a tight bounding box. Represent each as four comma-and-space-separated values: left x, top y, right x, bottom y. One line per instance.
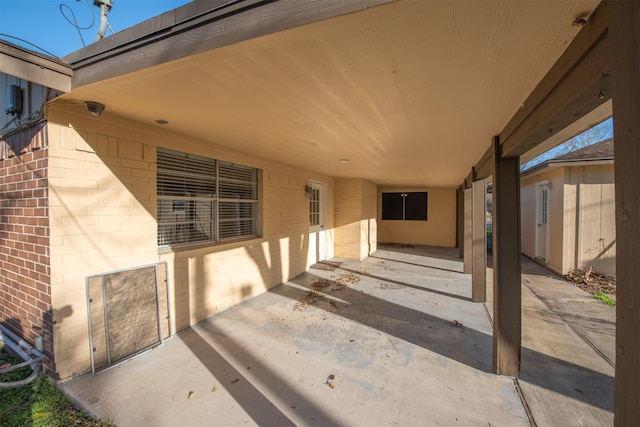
87, 264, 168, 374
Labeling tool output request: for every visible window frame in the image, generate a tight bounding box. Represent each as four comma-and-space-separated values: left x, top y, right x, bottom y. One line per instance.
381, 191, 428, 221
157, 148, 259, 250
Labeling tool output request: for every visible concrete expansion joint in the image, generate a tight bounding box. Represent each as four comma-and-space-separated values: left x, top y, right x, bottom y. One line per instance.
514, 378, 537, 427
523, 281, 615, 368
482, 303, 493, 328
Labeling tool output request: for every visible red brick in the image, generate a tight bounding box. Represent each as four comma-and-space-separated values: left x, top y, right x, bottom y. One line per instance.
1, 144, 51, 367
36, 299, 48, 312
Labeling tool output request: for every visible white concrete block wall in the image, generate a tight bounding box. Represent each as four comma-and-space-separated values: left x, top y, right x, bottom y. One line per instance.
334, 178, 377, 260
377, 187, 456, 247
334, 178, 362, 259
361, 180, 378, 259
46, 109, 334, 379
48, 123, 159, 378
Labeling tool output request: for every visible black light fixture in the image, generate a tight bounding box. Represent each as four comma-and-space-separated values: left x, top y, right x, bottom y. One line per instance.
85, 101, 105, 116
304, 184, 314, 198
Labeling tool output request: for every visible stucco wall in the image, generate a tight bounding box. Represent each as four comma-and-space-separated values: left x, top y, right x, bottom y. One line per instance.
377, 188, 456, 247
46, 107, 335, 379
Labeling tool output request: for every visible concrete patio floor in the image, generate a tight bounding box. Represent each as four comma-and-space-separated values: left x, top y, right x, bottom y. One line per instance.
60, 245, 614, 426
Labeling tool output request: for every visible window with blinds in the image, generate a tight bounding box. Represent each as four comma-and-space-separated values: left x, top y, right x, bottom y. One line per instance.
157, 148, 258, 249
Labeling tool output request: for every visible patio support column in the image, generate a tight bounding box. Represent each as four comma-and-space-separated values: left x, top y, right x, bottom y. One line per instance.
492, 135, 521, 376
457, 185, 464, 255
472, 178, 487, 302
611, 2, 640, 424
463, 187, 473, 274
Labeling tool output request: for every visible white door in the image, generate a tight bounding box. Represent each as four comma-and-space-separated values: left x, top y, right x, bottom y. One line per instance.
308, 181, 326, 265
535, 183, 550, 261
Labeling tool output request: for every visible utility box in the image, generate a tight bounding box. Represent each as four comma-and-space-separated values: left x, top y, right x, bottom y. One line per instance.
5, 84, 22, 116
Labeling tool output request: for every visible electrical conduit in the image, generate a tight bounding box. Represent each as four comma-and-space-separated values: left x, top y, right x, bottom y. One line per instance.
0, 324, 45, 389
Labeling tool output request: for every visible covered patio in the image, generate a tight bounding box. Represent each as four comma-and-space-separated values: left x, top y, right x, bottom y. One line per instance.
4, 0, 636, 423
61, 245, 614, 426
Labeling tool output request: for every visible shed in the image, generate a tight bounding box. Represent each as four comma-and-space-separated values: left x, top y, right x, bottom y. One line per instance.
520, 138, 615, 275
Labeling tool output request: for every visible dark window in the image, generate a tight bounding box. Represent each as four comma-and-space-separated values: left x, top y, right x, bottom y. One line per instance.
381, 193, 404, 220
382, 192, 428, 221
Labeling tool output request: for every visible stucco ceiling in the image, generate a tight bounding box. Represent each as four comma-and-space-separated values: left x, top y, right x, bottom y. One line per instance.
57, 0, 603, 188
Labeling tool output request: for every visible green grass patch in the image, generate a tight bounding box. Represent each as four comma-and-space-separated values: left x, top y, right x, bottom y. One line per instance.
1, 344, 113, 427
594, 292, 616, 307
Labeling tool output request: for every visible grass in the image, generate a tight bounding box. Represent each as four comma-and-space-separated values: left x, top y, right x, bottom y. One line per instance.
594, 291, 616, 307
0, 344, 113, 427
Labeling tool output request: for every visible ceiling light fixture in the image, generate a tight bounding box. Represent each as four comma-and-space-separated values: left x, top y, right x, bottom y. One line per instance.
85, 101, 105, 116
339, 159, 350, 164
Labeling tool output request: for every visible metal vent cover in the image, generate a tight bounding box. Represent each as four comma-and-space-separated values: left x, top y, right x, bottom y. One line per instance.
86, 263, 170, 374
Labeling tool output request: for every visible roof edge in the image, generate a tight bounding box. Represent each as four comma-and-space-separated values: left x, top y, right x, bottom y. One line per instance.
64, 0, 395, 89
0, 40, 72, 92
521, 158, 614, 178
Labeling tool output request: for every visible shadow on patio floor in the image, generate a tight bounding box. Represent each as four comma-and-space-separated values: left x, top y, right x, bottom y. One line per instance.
61, 246, 613, 426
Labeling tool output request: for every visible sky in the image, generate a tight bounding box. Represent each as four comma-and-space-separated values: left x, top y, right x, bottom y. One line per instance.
521, 117, 613, 172
0, 0, 192, 58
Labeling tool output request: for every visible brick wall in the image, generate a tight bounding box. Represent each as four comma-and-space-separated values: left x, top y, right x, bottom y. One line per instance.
0, 148, 52, 370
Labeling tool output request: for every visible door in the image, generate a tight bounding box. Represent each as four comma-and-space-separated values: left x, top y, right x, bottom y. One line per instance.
308, 181, 326, 265
535, 183, 550, 261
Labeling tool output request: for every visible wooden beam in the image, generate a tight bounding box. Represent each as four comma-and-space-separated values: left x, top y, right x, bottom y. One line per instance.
474, 145, 494, 181
501, 36, 610, 158
499, 1, 610, 158
472, 178, 487, 302
610, 1, 640, 425
492, 136, 521, 376
465, 171, 474, 189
